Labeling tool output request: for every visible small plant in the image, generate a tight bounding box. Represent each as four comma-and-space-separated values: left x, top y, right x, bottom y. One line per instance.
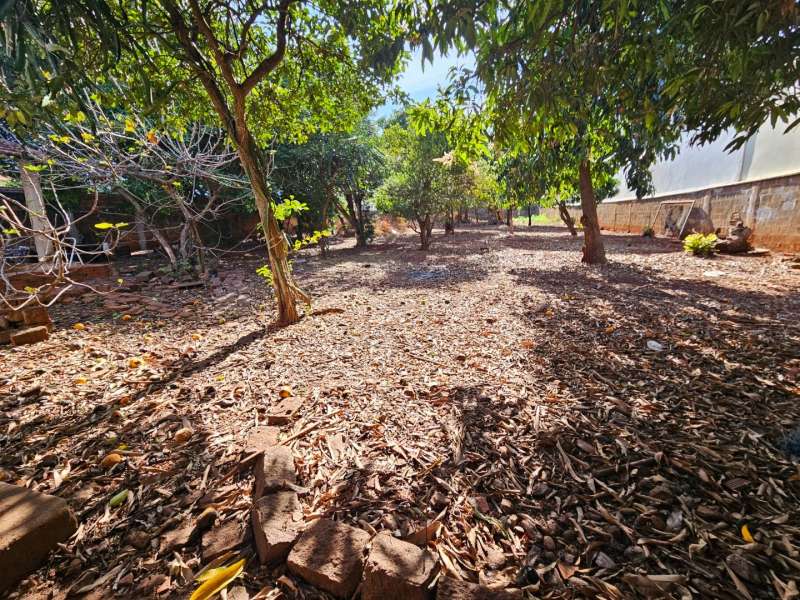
642, 225, 654, 238
683, 232, 717, 257
256, 264, 274, 286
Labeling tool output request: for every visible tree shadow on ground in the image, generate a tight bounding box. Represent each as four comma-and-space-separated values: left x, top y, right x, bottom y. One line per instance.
0, 325, 273, 597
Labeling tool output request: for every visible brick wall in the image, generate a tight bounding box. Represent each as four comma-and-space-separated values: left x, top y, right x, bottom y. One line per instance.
545, 173, 800, 252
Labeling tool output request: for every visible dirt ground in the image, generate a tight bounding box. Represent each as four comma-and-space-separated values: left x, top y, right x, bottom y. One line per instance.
2, 224, 799, 599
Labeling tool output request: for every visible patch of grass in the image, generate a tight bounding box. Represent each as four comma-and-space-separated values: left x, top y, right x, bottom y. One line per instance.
512, 213, 559, 226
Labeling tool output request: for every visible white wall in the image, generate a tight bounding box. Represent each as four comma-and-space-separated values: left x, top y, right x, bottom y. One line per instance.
610, 121, 800, 201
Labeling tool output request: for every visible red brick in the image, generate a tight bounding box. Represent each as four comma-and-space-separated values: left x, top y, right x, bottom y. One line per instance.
5, 309, 24, 323
0, 482, 77, 594
287, 518, 371, 598
436, 577, 523, 600
0, 316, 9, 329
22, 306, 52, 327
254, 447, 296, 498
250, 491, 304, 564
266, 396, 303, 425
363, 533, 436, 600
244, 425, 281, 454
0, 329, 11, 345
10, 326, 49, 346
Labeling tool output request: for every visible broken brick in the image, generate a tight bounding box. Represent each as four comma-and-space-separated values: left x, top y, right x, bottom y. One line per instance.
436, 577, 523, 600
244, 425, 281, 455
22, 306, 52, 327
251, 491, 304, 564
266, 396, 303, 425
287, 518, 370, 598
0, 482, 77, 594
10, 326, 49, 346
254, 446, 297, 498
363, 533, 437, 600
202, 520, 250, 563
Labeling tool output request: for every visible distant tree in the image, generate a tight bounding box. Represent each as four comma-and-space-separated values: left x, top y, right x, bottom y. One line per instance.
375, 117, 451, 250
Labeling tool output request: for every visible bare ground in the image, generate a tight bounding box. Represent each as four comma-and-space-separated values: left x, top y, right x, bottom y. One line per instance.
2, 225, 799, 599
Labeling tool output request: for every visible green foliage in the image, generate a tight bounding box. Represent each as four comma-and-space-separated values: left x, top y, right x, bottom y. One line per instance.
642, 225, 655, 238
683, 232, 718, 257
256, 264, 274, 286
273, 198, 309, 221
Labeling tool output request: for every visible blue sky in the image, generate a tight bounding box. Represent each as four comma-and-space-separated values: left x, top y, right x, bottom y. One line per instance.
372, 47, 475, 119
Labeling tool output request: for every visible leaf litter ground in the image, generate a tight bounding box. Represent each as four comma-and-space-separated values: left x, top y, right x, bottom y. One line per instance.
1, 225, 799, 599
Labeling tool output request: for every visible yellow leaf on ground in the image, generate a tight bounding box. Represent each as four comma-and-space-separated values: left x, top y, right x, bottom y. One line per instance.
128, 357, 142, 369
189, 558, 244, 600
75, 376, 88, 385
121, 314, 132, 321
73, 323, 85, 330
100, 453, 123, 469
741, 524, 754, 542
279, 386, 293, 398
174, 427, 193, 444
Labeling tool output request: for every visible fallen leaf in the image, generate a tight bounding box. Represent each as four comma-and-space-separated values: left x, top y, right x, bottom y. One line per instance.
189, 558, 244, 600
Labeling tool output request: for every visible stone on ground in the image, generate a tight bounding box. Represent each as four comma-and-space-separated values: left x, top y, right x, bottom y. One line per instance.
254, 447, 296, 498
287, 518, 371, 599
436, 577, 523, 600
0, 482, 78, 594
251, 491, 304, 564
10, 326, 49, 346
362, 532, 436, 600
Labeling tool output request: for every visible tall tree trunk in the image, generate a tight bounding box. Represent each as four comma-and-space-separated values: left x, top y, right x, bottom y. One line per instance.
506, 208, 513, 227
418, 215, 432, 250
558, 201, 578, 236
527, 205, 532, 227
578, 160, 606, 264
237, 132, 308, 325
19, 161, 52, 260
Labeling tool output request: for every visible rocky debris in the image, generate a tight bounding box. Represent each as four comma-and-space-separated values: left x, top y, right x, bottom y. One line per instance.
435, 577, 523, 600
266, 396, 303, 425
362, 533, 437, 600
0, 483, 77, 594
202, 520, 250, 563
250, 491, 304, 564
10, 325, 49, 346
287, 518, 371, 598
254, 447, 296, 498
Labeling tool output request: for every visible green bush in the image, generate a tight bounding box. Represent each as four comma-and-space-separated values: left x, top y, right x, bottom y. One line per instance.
641, 225, 655, 238
683, 232, 717, 256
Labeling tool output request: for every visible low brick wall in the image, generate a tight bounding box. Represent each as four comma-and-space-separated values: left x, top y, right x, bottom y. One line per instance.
546, 173, 800, 252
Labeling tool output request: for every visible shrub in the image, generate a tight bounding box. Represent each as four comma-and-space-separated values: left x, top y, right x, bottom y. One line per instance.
683, 232, 717, 256
642, 225, 654, 238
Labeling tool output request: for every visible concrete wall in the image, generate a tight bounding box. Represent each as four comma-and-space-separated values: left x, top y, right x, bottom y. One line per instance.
547, 172, 800, 252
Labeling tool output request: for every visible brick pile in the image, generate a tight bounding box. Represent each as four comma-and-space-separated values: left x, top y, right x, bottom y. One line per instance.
0, 305, 52, 346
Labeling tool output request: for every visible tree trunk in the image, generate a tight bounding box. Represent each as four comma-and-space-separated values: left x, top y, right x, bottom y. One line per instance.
558, 201, 578, 236
506, 208, 512, 227
19, 161, 52, 260
578, 159, 606, 264
134, 207, 148, 251
418, 216, 433, 250
527, 205, 532, 227
115, 186, 177, 268
236, 132, 309, 325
